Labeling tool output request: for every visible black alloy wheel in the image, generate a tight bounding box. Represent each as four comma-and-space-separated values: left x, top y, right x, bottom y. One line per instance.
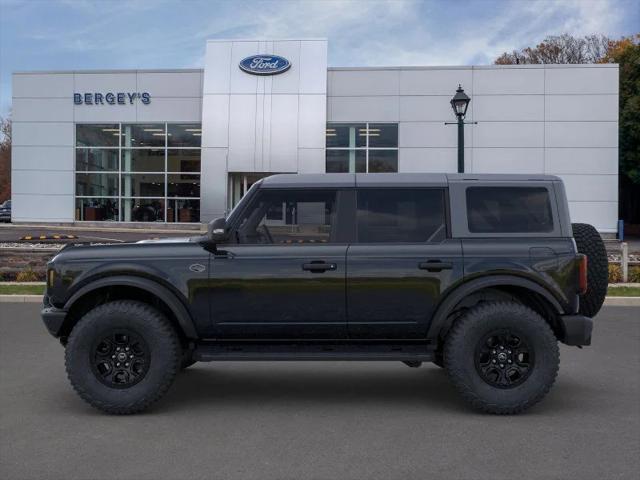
91, 330, 150, 388
474, 330, 533, 388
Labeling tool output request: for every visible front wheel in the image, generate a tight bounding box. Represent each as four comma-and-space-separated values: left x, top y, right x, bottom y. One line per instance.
444, 302, 559, 414
65, 300, 181, 414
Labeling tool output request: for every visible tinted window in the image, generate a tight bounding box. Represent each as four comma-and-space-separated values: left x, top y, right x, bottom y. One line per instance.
237, 190, 336, 244
356, 189, 446, 243
466, 187, 553, 233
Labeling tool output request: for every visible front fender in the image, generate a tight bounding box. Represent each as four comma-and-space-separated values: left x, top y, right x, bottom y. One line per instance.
63, 275, 198, 339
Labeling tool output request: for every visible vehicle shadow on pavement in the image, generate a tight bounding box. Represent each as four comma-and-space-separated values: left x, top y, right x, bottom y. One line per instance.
157, 364, 474, 414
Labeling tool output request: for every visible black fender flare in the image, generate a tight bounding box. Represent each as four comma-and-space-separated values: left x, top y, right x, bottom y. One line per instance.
63, 275, 198, 339
426, 275, 565, 341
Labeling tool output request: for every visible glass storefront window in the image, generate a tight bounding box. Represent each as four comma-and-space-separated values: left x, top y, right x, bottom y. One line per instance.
168, 124, 202, 148
368, 123, 398, 148
75, 123, 201, 223
75, 198, 119, 221
121, 198, 165, 222
167, 149, 200, 173
166, 199, 200, 223
368, 150, 398, 172
121, 149, 165, 172
326, 150, 366, 173
76, 124, 120, 147
326, 123, 366, 148
75, 149, 118, 171
167, 174, 200, 197
121, 173, 165, 197
326, 122, 398, 173
75, 173, 118, 197
121, 124, 166, 147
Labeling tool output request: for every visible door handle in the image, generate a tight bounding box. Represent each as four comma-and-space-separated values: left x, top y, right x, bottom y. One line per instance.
302, 262, 337, 273
418, 261, 453, 272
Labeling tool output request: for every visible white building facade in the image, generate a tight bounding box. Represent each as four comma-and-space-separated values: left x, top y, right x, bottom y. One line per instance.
11, 39, 619, 232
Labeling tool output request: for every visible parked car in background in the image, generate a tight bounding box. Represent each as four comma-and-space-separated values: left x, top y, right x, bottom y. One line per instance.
0, 200, 11, 222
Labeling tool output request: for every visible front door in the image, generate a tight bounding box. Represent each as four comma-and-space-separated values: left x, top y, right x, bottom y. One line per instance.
346, 188, 464, 338
208, 188, 348, 339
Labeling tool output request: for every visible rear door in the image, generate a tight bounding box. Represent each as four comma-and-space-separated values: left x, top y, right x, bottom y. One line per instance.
346, 187, 463, 339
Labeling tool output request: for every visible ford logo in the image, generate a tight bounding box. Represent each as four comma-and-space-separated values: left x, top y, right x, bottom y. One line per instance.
239, 55, 291, 76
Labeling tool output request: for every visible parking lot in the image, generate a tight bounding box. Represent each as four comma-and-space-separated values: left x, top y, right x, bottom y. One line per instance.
1, 303, 638, 480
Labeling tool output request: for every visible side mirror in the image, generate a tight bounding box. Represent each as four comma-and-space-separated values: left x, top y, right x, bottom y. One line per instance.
208, 217, 228, 243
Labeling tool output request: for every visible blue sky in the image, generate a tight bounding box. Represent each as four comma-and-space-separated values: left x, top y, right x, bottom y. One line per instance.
0, 0, 638, 116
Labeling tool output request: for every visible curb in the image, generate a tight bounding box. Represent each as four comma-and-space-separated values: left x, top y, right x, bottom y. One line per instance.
0, 295, 45, 303
603, 297, 640, 306
2, 295, 640, 305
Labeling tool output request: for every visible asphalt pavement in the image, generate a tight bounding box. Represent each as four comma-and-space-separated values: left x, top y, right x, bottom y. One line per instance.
1, 304, 639, 480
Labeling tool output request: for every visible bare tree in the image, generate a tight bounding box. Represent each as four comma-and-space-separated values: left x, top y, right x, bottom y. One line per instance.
495, 34, 610, 64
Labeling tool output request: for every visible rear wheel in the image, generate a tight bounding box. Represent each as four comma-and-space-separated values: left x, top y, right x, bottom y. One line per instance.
572, 223, 608, 317
444, 302, 559, 414
65, 300, 181, 414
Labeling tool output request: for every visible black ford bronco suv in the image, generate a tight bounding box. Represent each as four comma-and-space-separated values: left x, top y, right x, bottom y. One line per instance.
42, 173, 608, 415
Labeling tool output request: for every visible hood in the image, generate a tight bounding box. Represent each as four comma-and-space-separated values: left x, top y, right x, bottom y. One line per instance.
136, 237, 194, 244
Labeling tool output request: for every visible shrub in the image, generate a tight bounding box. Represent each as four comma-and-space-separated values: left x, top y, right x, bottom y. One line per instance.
629, 266, 640, 283
15, 269, 41, 282
608, 264, 622, 283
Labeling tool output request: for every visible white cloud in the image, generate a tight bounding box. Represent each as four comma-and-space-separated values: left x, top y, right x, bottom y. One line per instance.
191, 0, 630, 67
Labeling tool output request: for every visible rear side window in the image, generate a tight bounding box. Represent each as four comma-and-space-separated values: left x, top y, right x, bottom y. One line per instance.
356, 189, 446, 243
466, 187, 553, 233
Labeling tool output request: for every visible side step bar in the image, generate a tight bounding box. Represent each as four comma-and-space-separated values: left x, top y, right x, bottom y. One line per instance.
193, 342, 435, 362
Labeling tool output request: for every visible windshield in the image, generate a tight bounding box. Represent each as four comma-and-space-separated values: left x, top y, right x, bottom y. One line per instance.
226, 180, 262, 224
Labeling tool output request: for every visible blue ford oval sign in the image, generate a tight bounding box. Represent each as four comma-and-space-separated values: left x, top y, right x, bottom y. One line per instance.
239, 55, 291, 75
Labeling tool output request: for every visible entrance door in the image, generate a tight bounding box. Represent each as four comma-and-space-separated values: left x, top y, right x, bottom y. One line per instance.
346, 188, 463, 338
209, 188, 349, 339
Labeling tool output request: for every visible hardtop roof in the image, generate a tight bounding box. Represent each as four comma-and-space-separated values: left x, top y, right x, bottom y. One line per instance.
259, 173, 561, 188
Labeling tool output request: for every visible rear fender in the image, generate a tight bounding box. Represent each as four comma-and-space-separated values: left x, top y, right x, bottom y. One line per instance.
427, 275, 564, 341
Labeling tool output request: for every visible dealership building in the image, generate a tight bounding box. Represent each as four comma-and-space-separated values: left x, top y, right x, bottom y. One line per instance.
11, 39, 619, 232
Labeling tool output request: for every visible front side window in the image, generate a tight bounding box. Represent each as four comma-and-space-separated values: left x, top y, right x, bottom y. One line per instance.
356, 189, 446, 243
326, 123, 398, 173
466, 187, 554, 233
75, 123, 201, 222
235, 190, 337, 244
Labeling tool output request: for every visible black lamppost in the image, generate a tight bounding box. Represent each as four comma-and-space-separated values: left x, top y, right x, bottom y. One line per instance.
446, 84, 473, 173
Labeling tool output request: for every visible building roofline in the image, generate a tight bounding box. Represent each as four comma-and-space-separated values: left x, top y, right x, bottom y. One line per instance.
13, 68, 204, 75
328, 63, 618, 71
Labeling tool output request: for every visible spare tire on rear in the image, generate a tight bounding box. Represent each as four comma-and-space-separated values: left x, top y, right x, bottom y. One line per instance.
572, 223, 608, 317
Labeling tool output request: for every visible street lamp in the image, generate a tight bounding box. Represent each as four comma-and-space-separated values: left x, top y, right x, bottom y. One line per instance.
446, 84, 474, 173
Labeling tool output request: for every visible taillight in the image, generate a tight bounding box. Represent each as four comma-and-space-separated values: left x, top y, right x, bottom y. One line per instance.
578, 254, 588, 295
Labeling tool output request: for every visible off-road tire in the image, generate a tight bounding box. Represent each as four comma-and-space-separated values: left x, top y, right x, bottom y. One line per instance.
444, 301, 559, 414
572, 223, 608, 318
65, 300, 181, 414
